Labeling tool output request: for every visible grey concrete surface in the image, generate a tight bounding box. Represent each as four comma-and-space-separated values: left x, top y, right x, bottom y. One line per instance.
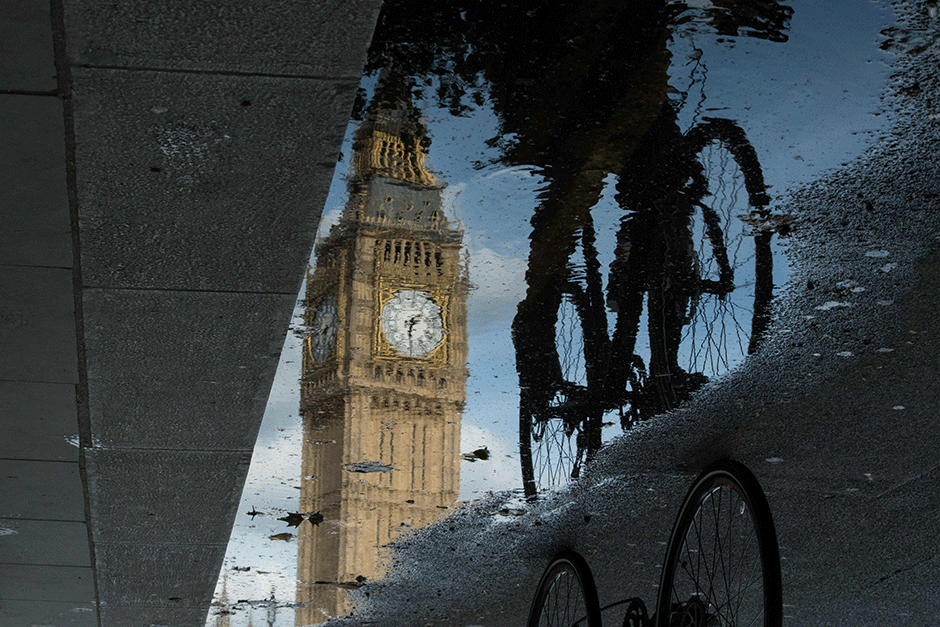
0, 95, 71, 268
0, 266, 77, 383
1, 0, 382, 623
0, 563, 95, 601
0, 519, 90, 565
82, 289, 293, 450
62, 0, 383, 77
71, 68, 352, 293
0, 380, 79, 461
0, 0, 57, 93
93, 542, 230, 607
84, 449, 252, 544
0, 601, 97, 627
0, 459, 85, 520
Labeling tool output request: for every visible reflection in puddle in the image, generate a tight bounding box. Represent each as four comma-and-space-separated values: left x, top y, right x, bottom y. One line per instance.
296, 101, 467, 622
209, 94, 468, 626
515, 114, 778, 495
207, 0, 898, 622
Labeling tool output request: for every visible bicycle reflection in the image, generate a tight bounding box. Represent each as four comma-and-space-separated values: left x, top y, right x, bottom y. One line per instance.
511, 5, 790, 497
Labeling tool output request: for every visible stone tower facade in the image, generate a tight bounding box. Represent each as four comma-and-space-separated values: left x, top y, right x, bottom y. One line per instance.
295, 104, 467, 624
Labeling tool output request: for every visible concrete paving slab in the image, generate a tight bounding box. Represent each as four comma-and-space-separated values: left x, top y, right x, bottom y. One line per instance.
0, 600, 97, 627
71, 67, 353, 293
84, 448, 252, 544
94, 541, 225, 608
0, 381, 79, 461
61, 0, 382, 78
0, 518, 90, 566
0, 265, 77, 384
0, 459, 84, 521
82, 288, 293, 450
0, 0, 57, 93
0, 94, 71, 268
0, 563, 94, 602
98, 605, 210, 627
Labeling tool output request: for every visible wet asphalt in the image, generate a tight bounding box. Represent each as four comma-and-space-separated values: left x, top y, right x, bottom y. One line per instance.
323, 4, 940, 626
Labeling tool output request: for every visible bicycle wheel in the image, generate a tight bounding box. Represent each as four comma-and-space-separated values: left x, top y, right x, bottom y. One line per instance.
678, 119, 774, 379
517, 217, 607, 497
655, 460, 781, 627
528, 551, 603, 627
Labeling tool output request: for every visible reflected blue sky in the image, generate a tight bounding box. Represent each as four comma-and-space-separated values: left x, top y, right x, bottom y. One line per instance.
207, 1, 896, 622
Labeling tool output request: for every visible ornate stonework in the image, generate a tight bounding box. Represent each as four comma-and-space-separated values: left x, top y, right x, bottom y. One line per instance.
295, 101, 467, 625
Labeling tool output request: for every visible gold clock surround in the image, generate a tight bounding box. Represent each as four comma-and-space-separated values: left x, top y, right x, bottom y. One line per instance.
374, 278, 451, 365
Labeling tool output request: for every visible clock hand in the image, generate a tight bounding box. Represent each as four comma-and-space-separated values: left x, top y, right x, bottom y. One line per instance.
406, 315, 419, 338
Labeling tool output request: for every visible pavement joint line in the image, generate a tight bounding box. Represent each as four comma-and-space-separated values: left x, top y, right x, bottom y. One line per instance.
0, 517, 86, 523
96, 541, 229, 546
0, 599, 95, 604
0, 562, 91, 568
0, 457, 79, 464
49, 0, 101, 616
80, 447, 254, 454
0, 262, 73, 270
71, 62, 363, 82
82, 285, 299, 296
0, 378, 77, 384
0, 599, 95, 605
0, 89, 59, 97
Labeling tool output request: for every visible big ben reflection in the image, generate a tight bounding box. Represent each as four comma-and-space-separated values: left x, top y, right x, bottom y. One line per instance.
296, 96, 467, 624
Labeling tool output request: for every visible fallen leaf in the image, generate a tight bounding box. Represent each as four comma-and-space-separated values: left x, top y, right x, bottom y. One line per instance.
269, 532, 294, 541
278, 511, 324, 527
738, 212, 797, 236
462, 446, 490, 461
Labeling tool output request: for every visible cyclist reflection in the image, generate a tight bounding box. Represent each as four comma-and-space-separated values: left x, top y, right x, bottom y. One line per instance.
511, 2, 790, 497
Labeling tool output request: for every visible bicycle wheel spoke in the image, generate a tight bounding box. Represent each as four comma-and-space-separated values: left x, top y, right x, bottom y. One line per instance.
529, 552, 599, 627
658, 461, 780, 627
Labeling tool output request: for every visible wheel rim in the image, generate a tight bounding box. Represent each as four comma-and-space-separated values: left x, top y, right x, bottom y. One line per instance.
529, 553, 601, 627
658, 462, 781, 627
538, 565, 589, 627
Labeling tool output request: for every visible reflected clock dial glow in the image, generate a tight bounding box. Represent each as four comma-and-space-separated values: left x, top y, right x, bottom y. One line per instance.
380, 289, 445, 358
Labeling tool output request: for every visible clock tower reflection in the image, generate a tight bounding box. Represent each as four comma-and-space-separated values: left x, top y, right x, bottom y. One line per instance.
296, 98, 468, 624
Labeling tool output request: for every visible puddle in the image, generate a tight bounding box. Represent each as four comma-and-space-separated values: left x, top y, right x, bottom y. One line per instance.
207, 0, 896, 623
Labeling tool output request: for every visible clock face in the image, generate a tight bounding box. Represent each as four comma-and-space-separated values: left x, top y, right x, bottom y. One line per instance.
380, 289, 445, 358
309, 296, 338, 363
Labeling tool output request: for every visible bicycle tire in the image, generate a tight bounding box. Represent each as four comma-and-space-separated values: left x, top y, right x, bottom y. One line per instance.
655, 459, 781, 627
528, 550, 603, 627
680, 118, 775, 370
517, 216, 606, 497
